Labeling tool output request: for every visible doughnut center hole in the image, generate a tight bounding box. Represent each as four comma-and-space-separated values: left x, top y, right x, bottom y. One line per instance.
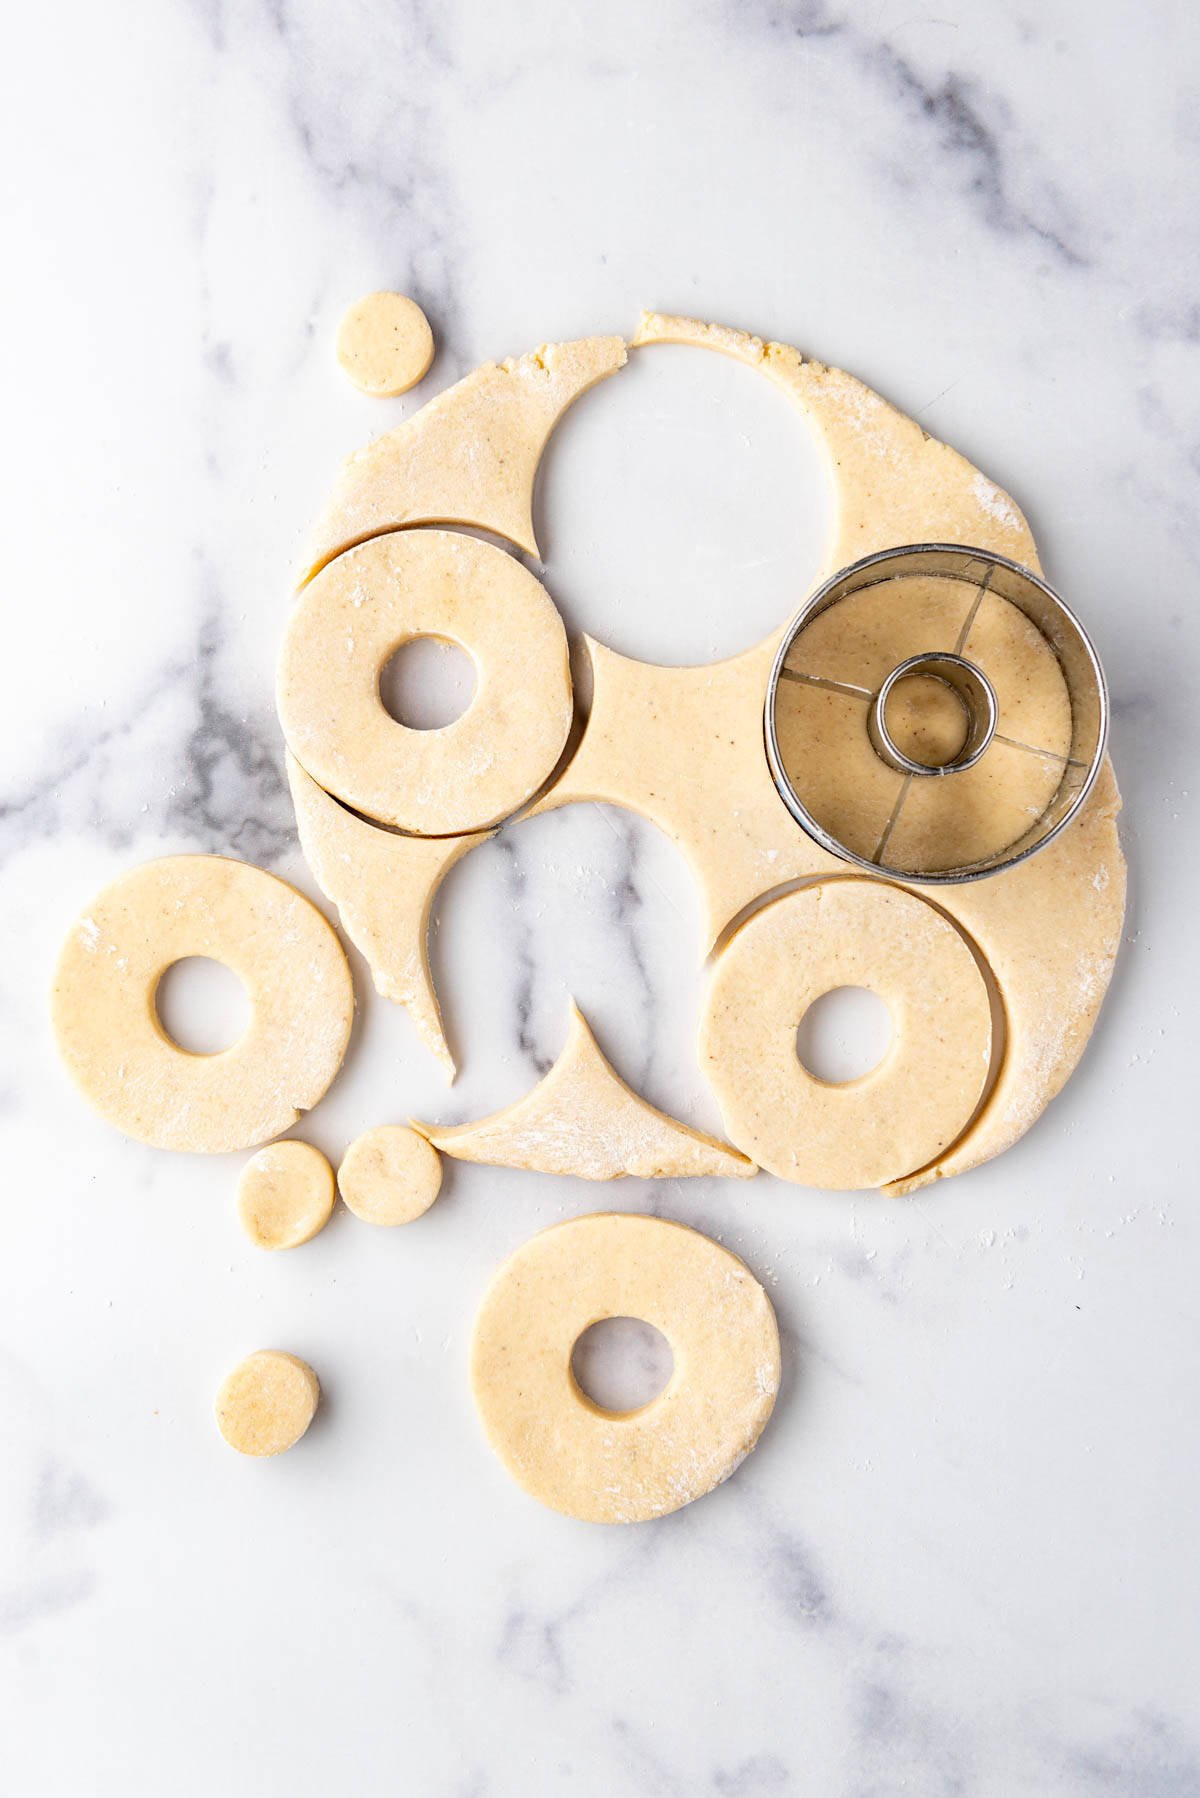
571, 1317, 674, 1415
155, 957, 251, 1055
379, 635, 476, 730
882, 673, 970, 769
796, 986, 892, 1083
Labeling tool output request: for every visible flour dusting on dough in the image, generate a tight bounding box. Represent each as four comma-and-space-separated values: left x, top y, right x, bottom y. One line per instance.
972, 470, 1022, 530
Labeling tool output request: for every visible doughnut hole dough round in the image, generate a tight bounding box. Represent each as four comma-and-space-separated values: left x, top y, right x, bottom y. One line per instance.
701, 882, 992, 1190
338, 1125, 442, 1225
335, 291, 434, 397
215, 1351, 320, 1457
52, 856, 354, 1154
238, 1141, 335, 1249
470, 1213, 780, 1524
278, 529, 573, 835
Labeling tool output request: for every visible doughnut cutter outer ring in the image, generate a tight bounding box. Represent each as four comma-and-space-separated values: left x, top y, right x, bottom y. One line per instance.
764, 542, 1109, 885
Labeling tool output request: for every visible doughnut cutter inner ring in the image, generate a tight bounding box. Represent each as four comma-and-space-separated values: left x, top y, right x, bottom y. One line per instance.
765, 543, 1109, 884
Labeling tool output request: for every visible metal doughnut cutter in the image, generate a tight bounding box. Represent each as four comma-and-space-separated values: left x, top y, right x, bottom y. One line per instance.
764, 543, 1108, 884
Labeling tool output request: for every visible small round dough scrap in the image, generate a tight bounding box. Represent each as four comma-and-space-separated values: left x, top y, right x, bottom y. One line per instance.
338, 1125, 442, 1225
238, 1141, 335, 1250
470, 1213, 780, 1524
215, 1351, 320, 1457
336, 291, 434, 397
278, 529, 573, 835
700, 881, 992, 1190
52, 856, 354, 1154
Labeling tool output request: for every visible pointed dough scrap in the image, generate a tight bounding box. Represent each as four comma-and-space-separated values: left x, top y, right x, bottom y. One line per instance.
536, 314, 1124, 1189
300, 334, 628, 583
415, 1003, 755, 1181
287, 752, 487, 1079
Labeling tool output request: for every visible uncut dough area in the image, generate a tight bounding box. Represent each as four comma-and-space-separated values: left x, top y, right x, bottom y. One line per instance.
2, 4, 1195, 1796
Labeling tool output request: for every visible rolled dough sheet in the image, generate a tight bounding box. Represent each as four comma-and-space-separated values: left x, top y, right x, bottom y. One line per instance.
286, 751, 487, 1080
300, 334, 628, 583
533, 312, 1124, 1190
884, 759, 1124, 1194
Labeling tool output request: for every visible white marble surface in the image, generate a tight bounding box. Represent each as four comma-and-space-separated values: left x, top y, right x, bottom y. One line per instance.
3, 2, 1198, 1792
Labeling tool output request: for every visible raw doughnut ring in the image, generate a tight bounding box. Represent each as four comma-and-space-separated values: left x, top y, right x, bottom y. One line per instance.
277, 528, 572, 835
700, 880, 992, 1190
51, 855, 354, 1154
470, 1213, 780, 1523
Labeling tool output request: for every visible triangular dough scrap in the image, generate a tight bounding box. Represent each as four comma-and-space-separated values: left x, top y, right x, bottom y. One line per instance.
299, 334, 628, 583
414, 1002, 755, 1181
287, 752, 488, 1080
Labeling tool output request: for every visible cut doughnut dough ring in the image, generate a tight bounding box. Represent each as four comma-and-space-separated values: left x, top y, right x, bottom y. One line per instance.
51, 856, 354, 1153
286, 752, 487, 1078
700, 881, 992, 1190
470, 1212, 780, 1522
300, 334, 628, 584
415, 1001, 755, 1180
278, 529, 573, 836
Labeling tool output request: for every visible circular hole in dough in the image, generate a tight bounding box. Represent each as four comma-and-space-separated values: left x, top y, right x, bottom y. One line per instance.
51, 855, 355, 1154
378, 634, 477, 730
471, 1212, 780, 1523
570, 1317, 675, 1416
701, 881, 992, 1190
536, 342, 830, 665
278, 530, 573, 835
795, 986, 893, 1084
215, 1350, 320, 1457
335, 291, 434, 397
237, 1141, 335, 1251
338, 1125, 442, 1225
154, 955, 252, 1055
